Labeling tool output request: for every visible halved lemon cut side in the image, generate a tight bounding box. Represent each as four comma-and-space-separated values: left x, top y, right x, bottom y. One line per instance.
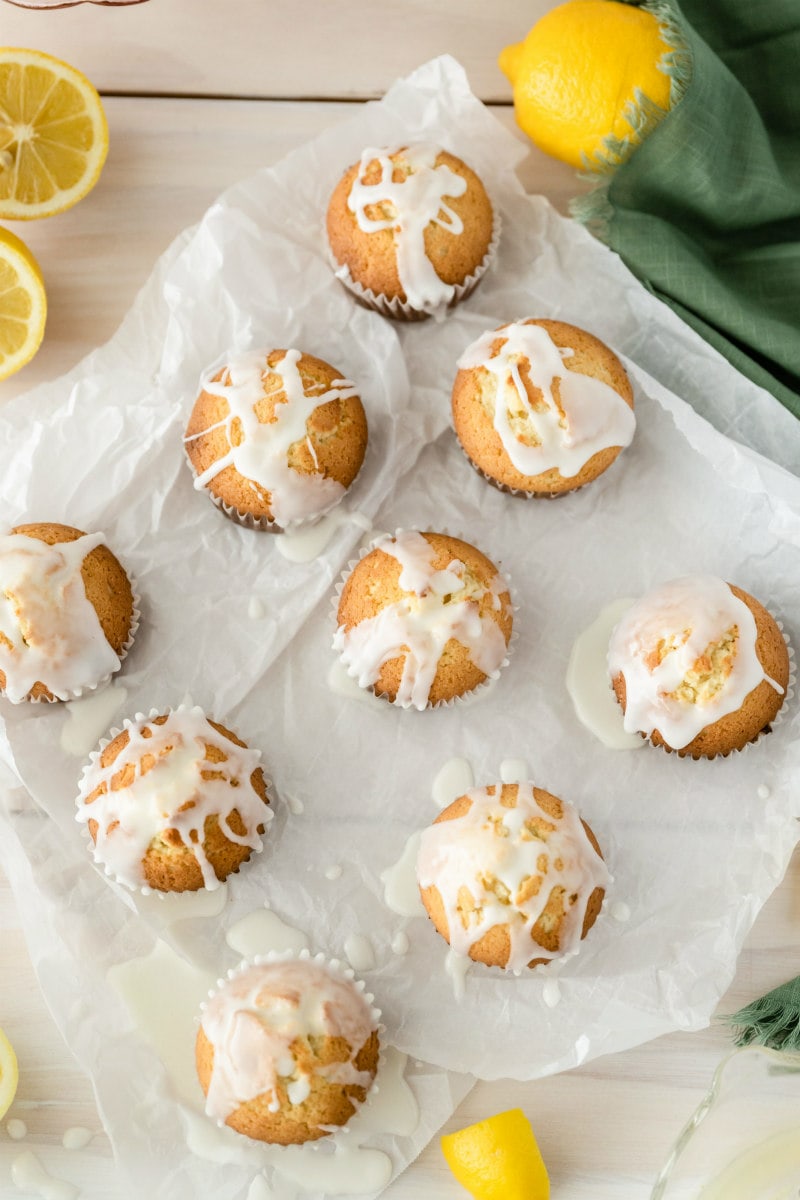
0, 47, 108, 220
0, 225, 47, 379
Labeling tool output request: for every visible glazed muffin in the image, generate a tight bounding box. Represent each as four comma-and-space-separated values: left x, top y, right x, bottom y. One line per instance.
184, 348, 368, 531
0, 522, 136, 703
196, 957, 380, 1144
326, 143, 495, 319
75, 706, 271, 892
417, 783, 609, 971
608, 575, 790, 758
452, 318, 636, 496
333, 530, 513, 709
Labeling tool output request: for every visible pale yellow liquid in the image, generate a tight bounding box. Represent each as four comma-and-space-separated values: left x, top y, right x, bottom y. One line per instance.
697, 1127, 800, 1200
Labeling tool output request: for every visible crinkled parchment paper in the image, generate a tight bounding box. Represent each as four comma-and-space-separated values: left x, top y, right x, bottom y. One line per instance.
0, 56, 799, 1200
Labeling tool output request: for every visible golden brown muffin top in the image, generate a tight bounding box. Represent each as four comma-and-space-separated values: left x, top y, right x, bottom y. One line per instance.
184, 349, 367, 526
327, 145, 493, 308
418, 782, 609, 970
0, 522, 133, 703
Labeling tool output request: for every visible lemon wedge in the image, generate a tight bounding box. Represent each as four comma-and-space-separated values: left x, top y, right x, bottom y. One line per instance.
0, 1025, 19, 1120
441, 1108, 550, 1200
0, 225, 46, 379
0, 47, 109, 219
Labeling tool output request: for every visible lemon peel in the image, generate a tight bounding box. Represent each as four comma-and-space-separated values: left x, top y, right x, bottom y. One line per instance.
441, 1107, 550, 1200
0, 46, 108, 220
0, 225, 46, 379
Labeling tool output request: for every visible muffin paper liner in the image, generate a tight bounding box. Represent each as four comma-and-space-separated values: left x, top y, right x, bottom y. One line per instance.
196, 948, 384, 1152
330, 526, 518, 712
182, 435, 363, 537
13, 568, 141, 706
455, 437, 586, 501
611, 613, 796, 763
75, 703, 274, 897
330, 206, 502, 324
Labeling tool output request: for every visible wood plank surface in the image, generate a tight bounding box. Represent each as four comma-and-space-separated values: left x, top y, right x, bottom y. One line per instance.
0, 0, 545, 101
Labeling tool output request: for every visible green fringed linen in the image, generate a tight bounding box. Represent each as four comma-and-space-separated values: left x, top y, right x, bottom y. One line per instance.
572, 0, 800, 421
725, 977, 800, 1052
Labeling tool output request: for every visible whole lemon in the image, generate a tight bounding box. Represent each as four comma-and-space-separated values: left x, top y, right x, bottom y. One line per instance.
499, 0, 672, 169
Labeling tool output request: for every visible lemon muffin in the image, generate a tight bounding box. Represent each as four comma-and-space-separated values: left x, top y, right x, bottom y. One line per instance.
196, 956, 380, 1144
0, 522, 136, 704
333, 530, 513, 709
184, 349, 368, 531
75, 706, 271, 892
417, 783, 609, 971
608, 576, 790, 758
452, 318, 636, 496
326, 143, 495, 319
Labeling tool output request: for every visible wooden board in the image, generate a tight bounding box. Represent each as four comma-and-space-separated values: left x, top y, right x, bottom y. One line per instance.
0, 0, 551, 101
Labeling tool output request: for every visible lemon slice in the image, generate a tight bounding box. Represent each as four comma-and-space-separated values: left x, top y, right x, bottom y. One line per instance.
0, 1025, 19, 1120
0, 226, 46, 379
441, 1108, 550, 1200
0, 47, 109, 219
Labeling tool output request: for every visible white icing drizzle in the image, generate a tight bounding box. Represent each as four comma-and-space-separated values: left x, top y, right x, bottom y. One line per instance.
344, 934, 376, 973
334, 531, 510, 710
61, 1126, 92, 1151
185, 349, 357, 525
276, 509, 372, 564
75, 706, 270, 891
566, 598, 646, 751
417, 783, 610, 972
325, 864, 343, 881
432, 756, 474, 809
200, 960, 377, 1124
457, 321, 636, 480
0, 531, 121, 703
607, 575, 783, 750
346, 143, 467, 311
11, 1151, 78, 1200
59, 683, 128, 757
6, 1118, 27, 1139
380, 830, 425, 918
391, 931, 410, 956
499, 758, 528, 784
225, 909, 310, 960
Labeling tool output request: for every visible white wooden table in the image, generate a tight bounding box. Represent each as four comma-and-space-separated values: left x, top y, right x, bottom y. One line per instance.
0, 5, 798, 1197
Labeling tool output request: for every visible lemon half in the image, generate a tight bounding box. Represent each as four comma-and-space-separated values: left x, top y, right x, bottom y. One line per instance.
0, 225, 46, 379
0, 47, 108, 219
441, 1107, 550, 1200
0, 1025, 19, 1120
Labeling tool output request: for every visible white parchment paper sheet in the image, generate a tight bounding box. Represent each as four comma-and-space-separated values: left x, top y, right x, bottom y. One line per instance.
0, 55, 799, 1200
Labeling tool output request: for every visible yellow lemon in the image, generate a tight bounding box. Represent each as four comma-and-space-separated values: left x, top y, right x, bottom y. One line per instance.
499, 0, 672, 170
0, 47, 109, 219
440, 1108, 550, 1200
0, 225, 47, 379
0, 1025, 19, 1120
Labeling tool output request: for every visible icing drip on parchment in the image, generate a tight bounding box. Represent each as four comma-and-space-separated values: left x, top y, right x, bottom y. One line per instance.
417, 783, 610, 973
185, 349, 357, 525
75, 706, 270, 891
0, 531, 120, 702
607, 575, 783, 749
333, 531, 510, 710
347, 144, 467, 311
457, 321, 636, 480
200, 960, 377, 1123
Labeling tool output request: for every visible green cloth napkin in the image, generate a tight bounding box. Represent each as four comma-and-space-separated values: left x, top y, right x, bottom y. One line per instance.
573, 0, 800, 421
725, 977, 800, 1051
